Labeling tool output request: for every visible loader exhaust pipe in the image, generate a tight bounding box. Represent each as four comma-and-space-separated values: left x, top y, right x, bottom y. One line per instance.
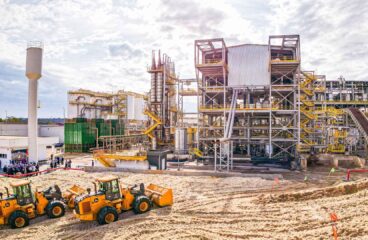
92, 182, 97, 194
4, 187, 9, 197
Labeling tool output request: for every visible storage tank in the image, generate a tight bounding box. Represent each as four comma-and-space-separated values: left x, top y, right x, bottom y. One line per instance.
175, 128, 187, 154
157, 72, 162, 102
26, 42, 43, 162
255, 100, 262, 109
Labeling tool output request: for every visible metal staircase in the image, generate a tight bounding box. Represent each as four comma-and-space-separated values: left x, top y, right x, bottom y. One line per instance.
144, 109, 162, 140
298, 72, 317, 152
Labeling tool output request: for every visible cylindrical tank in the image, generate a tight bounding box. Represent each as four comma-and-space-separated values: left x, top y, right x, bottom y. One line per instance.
175, 128, 187, 154
150, 73, 156, 102
157, 72, 162, 102
265, 144, 273, 156
26, 45, 43, 81
26, 42, 43, 162
256, 100, 262, 109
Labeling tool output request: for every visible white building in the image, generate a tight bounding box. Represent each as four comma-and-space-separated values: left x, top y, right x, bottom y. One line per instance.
67, 89, 147, 122
0, 124, 64, 143
0, 136, 60, 167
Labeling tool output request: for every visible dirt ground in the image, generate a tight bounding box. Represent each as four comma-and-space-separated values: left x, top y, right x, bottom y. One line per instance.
0, 168, 367, 240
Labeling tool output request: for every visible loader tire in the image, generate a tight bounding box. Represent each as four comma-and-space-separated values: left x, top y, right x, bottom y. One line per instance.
46, 200, 66, 218
97, 206, 118, 225
9, 210, 29, 228
133, 195, 152, 214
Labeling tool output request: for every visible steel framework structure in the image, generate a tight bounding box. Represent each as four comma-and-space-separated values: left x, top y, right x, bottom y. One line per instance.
195, 35, 304, 170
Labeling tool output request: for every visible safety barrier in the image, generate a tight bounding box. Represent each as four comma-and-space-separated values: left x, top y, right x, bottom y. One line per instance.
346, 168, 368, 181
0, 167, 85, 178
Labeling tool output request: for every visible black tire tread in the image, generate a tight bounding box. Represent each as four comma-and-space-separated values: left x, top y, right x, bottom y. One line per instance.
97, 206, 118, 225
8, 210, 29, 228
46, 200, 66, 218
132, 195, 152, 214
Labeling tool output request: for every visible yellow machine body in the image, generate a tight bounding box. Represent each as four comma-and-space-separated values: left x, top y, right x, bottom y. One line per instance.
62, 184, 87, 209
145, 183, 173, 207
74, 176, 173, 223
74, 187, 135, 221
0, 180, 66, 228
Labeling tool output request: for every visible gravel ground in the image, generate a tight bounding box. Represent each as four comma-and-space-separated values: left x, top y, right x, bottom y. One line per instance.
0, 169, 367, 239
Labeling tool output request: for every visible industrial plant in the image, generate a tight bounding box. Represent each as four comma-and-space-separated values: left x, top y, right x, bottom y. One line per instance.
55, 35, 368, 173
1, 34, 368, 239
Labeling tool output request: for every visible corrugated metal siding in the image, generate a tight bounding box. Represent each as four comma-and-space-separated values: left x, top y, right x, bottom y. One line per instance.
228, 45, 270, 86
127, 95, 135, 120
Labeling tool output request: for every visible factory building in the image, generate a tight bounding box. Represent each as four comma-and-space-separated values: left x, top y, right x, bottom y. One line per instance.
72, 35, 368, 170
194, 35, 368, 170
67, 89, 147, 134
0, 123, 64, 165
0, 136, 61, 166
67, 89, 146, 122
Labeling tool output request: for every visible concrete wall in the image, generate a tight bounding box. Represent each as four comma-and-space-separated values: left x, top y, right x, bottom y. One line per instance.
0, 124, 64, 143
0, 124, 28, 136
39, 125, 64, 143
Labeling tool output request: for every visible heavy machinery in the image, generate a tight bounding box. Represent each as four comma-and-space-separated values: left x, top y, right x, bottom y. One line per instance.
0, 180, 66, 228
62, 185, 87, 209
74, 175, 173, 225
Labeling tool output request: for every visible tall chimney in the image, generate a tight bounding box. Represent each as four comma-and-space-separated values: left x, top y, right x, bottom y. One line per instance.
26, 41, 43, 163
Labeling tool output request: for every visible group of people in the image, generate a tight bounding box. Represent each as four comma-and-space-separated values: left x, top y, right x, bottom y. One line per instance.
2, 161, 40, 175
49, 156, 72, 169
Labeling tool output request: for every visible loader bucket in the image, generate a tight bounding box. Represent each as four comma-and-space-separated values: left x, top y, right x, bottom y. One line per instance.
67, 185, 86, 195
145, 184, 173, 207
63, 185, 86, 209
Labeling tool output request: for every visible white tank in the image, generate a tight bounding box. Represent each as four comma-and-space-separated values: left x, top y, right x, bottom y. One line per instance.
26, 42, 43, 162
150, 73, 156, 102
175, 128, 187, 154
157, 73, 162, 102
256, 100, 262, 109
265, 144, 273, 155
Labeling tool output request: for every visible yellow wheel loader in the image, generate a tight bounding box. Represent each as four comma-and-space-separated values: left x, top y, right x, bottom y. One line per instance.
0, 180, 66, 228
62, 184, 87, 209
74, 175, 173, 225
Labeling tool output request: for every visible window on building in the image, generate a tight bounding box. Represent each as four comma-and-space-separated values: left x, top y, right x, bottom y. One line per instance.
0, 154, 7, 159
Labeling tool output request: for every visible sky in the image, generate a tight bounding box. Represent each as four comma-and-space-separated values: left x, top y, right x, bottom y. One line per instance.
0, 0, 367, 118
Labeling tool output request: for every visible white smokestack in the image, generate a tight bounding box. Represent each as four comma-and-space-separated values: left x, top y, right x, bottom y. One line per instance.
26, 41, 43, 162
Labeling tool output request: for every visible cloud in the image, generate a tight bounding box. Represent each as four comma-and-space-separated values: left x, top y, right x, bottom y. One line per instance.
108, 42, 144, 59
0, 0, 367, 118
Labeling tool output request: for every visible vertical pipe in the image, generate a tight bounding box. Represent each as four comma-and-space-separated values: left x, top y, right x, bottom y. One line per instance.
28, 78, 38, 162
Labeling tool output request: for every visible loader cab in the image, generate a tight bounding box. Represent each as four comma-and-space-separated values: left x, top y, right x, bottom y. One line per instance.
96, 176, 121, 201
10, 180, 34, 206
